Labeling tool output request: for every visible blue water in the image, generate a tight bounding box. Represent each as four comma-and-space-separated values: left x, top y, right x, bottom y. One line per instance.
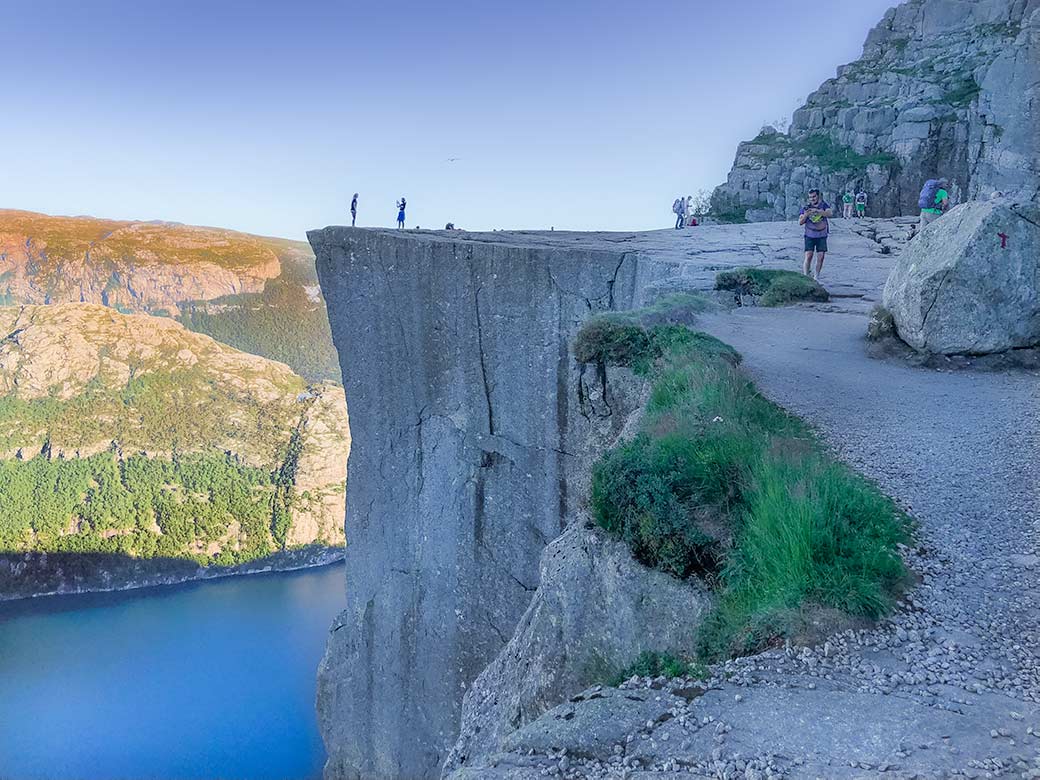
0, 563, 345, 780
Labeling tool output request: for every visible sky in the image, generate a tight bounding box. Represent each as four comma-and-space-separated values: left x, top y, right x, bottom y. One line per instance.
2, 0, 900, 239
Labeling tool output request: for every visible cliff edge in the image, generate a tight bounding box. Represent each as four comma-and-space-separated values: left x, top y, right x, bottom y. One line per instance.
310, 228, 685, 778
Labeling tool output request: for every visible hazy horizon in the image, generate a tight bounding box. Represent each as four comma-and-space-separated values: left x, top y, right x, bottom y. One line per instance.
3, 0, 899, 240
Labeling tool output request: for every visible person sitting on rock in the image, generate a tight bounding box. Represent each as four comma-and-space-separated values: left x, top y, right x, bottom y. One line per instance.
855, 190, 867, 218
799, 189, 832, 281
842, 191, 854, 219
917, 178, 949, 231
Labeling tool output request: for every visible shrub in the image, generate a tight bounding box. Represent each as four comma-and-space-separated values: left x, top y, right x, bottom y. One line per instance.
866, 305, 896, 341
715, 268, 829, 306
591, 436, 718, 578
573, 314, 656, 368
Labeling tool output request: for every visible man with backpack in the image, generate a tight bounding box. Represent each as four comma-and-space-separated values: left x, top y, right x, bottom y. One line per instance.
672, 197, 685, 229
855, 190, 867, 218
918, 178, 949, 231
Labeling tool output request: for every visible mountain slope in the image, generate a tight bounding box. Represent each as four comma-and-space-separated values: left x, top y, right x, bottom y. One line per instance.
0, 209, 342, 382
712, 0, 1039, 221
0, 304, 347, 565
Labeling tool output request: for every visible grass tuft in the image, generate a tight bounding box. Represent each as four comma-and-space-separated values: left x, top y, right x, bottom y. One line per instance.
715, 268, 829, 306
607, 651, 708, 686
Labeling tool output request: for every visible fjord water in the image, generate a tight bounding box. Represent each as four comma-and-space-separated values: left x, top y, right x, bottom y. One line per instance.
0, 563, 345, 780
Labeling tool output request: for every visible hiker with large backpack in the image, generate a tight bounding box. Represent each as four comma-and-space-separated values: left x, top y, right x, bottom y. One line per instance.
672, 197, 685, 229
918, 178, 949, 232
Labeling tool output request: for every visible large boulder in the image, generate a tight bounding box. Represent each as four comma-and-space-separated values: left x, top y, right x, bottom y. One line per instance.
442, 522, 712, 774
882, 200, 1040, 354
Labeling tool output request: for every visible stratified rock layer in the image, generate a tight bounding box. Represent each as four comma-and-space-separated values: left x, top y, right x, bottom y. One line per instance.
309, 228, 673, 780
712, 0, 1040, 222
882, 200, 1040, 353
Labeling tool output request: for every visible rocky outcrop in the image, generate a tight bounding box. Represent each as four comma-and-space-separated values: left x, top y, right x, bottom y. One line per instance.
443, 522, 712, 773
882, 200, 1040, 353
0, 209, 288, 312
309, 228, 685, 780
288, 387, 351, 547
712, 0, 1040, 222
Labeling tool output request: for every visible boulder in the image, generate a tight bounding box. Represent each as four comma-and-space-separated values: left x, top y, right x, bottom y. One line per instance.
443, 522, 712, 773
882, 200, 1040, 354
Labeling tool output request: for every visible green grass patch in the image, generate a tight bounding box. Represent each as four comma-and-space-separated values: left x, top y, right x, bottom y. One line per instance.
795, 134, 899, 174
572, 294, 723, 374
572, 313, 655, 369
715, 268, 829, 306
580, 301, 911, 662
607, 651, 708, 686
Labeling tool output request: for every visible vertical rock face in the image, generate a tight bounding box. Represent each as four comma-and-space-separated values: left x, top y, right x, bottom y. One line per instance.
712, 0, 1040, 222
309, 229, 656, 780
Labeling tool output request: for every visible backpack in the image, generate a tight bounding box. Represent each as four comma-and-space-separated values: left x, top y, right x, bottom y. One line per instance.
918, 180, 942, 210
672, 198, 682, 214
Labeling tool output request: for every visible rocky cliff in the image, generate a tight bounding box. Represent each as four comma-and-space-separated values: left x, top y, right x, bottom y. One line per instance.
0, 209, 342, 383
712, 0, 1040, 222
0, 209, 287, 312
0, 304, 347, 584
309, 228, 693, 779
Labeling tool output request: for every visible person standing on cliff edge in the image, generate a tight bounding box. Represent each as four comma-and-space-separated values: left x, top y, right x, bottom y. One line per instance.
396, 197, 406, 228
350, 193, 358, 226
799, 189, 832, 281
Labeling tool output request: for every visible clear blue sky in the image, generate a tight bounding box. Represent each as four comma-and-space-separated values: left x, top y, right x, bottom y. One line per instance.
2, 0, 899, 238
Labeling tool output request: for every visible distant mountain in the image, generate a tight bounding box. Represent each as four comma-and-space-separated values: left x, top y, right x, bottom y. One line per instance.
0, 304, 347, 567
0, 210, 341, 382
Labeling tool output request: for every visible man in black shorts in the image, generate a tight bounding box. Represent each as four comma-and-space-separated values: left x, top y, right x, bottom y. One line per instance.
798, 189, 832, 281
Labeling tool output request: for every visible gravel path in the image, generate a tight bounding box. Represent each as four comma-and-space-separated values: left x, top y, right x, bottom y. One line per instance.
689, 304, 1040, 777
